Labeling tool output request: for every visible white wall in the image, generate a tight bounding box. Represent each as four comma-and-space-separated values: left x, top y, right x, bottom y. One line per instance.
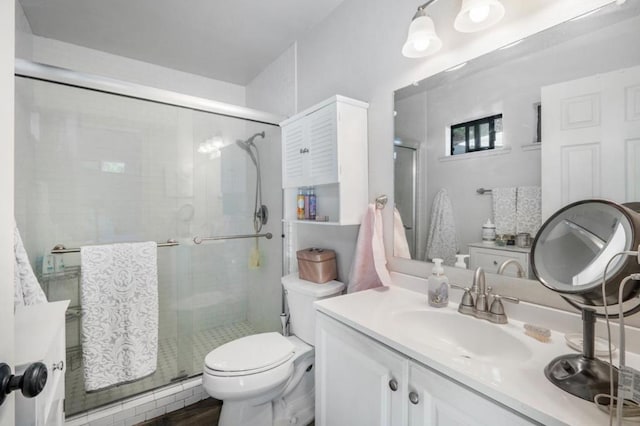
16, 33, 246, 106
247, 0, 615, 295
0, 0, 15, 424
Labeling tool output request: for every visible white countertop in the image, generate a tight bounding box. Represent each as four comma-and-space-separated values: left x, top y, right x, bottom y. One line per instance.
314, 285, 639, 426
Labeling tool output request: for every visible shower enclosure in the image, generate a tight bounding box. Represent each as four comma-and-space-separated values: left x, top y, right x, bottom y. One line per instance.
13, 63, 283, 416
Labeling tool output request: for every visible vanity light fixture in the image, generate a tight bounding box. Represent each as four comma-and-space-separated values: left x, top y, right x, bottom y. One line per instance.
402, 2, 443, 58
454, 0, 505, 33
403, 0, 504, 58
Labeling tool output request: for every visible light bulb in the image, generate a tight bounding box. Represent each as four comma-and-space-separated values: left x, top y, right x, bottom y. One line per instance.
469, 5, 490, 23
412, 38, 430, 52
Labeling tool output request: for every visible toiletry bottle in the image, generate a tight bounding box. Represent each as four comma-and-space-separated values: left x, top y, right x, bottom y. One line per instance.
297, 188, 305, 220
428, 258, 449, 308
309, 187, 316, 220
454, 254, 469, 269
482, 219, 496, 244
304, 187, 310, 220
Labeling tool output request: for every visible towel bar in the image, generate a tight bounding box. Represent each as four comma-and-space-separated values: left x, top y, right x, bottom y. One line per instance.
193, 232, 273, 244
51, 239, 179, 254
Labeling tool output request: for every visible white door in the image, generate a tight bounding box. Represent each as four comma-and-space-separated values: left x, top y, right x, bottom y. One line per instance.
541, 65, 640, 220
315, 313, 408, 426
407, 362, 534, 426
0, 1, 16, 425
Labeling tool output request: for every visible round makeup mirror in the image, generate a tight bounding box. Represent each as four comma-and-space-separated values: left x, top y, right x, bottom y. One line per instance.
531, 199, 640, 403
532, 200, 640, 308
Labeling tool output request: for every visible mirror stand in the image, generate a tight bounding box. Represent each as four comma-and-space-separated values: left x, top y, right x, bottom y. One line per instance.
544, 308, 618, 403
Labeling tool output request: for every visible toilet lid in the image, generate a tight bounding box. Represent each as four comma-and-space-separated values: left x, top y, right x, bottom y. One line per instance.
205, 332, 295, 373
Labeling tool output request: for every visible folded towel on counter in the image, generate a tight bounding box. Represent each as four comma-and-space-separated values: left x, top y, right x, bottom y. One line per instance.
492, 187, 517, 235
516, 186, 542, 236
393, 208, 411, 259
347, 204, 392, 293
14, 222, 47, 309
81, 242, 158, 391
425, 189, 458, 266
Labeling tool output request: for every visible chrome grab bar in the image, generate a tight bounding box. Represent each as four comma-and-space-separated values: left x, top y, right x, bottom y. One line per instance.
51, 239, 179, 254
193, 232, 273, 244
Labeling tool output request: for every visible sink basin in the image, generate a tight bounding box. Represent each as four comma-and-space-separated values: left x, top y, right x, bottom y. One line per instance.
391, 309, 532, 363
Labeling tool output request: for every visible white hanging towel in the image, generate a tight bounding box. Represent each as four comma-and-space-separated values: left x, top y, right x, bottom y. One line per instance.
516, 186, 542, 236
393, 208, 411, 259
347, 204, 392, 293
425, 189, 458, 266
14, 222, 47, 309
81, 242, 158, 391
492, 187, 517, 235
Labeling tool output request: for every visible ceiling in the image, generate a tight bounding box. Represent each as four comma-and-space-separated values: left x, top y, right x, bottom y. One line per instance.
18, 0, 345, 85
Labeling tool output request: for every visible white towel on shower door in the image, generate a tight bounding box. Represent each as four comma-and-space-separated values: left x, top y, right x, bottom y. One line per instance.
14, 222, 47, 308
81, 242, 158, 391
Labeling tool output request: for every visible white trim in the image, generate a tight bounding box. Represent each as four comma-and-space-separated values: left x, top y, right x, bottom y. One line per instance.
15, 59, 284, 126
280, 94, 369, 127
521, 143, 542, 151
438, 146, 512, 162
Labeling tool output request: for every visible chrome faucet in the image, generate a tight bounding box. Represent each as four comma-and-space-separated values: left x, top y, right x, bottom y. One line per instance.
451, 267, 520, 324
497, 259, 525, 278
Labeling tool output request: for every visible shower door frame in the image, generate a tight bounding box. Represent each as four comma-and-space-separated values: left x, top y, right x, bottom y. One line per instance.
14, 59, 286, 415
14, 59, 283, 126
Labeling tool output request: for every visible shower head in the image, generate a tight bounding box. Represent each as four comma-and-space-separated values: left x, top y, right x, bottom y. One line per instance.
235, 132, 265, 166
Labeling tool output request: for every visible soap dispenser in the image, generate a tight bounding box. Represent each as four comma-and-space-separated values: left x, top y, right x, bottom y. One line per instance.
454, 254, 469, 269
428, 258, 449, 308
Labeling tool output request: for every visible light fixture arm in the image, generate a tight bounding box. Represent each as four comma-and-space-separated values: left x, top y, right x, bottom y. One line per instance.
415, 0, 439, 14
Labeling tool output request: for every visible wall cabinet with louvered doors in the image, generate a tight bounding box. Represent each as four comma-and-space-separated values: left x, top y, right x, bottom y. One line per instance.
281, 95, 368, 225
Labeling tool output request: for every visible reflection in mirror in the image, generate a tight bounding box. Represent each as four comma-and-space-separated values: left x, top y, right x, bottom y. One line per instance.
393, 2, 640, 283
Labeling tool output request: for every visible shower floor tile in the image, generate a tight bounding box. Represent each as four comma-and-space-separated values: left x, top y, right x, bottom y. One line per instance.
65, 321, 256, 417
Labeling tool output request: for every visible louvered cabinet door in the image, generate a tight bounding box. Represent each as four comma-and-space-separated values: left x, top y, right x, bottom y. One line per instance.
282, 118, 307, 187
307, 103, 339, 185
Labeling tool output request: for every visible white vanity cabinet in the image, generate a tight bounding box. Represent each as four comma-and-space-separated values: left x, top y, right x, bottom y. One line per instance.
468, 243, 531, 278
281, 95, 368, 225
407, 362, 533, 426
315, 311, 407, 426
316, 313, 536, 426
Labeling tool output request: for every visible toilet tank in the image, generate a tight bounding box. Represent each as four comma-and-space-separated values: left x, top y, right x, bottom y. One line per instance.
282, 274, 345, 345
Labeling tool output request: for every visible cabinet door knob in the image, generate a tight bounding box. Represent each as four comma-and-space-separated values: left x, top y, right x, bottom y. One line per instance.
0, 362, 48, 406
409, 391, 420, 405
388, 378, 398, 391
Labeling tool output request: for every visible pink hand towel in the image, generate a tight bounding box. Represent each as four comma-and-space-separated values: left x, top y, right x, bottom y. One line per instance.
347, 204, 392, 293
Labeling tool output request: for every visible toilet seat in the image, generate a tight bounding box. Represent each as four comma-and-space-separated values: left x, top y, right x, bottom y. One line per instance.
205, 332, 295, 377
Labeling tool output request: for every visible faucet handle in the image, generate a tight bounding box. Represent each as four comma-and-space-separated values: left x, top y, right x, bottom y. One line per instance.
450, 284, 474, 308
489, 294, 520, 315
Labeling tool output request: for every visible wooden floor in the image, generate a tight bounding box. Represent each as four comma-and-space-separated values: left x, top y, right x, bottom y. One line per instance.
138, 398, 222, 426
137, 398, 314, 426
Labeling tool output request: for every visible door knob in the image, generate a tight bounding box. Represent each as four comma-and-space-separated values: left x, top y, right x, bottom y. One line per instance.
0, 362, 48, 406
388, 378, 398, 391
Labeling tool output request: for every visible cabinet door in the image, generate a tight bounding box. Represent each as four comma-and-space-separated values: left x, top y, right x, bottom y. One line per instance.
408, 362, 534, 426
307, 103, 338, 185
282, 117, 307, 187
316, 313, 408, 426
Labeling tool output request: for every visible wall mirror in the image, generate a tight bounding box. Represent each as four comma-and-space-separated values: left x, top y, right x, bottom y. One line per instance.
393, 1, 640, 284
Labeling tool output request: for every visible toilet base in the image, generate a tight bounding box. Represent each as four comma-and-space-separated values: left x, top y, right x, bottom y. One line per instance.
219, 399, 273, 426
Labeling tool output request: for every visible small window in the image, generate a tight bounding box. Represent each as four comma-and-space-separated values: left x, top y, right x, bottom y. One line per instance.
450, 114, 503, 155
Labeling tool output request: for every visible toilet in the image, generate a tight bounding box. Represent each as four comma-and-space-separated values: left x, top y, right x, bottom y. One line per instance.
202, 275, 345, 426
